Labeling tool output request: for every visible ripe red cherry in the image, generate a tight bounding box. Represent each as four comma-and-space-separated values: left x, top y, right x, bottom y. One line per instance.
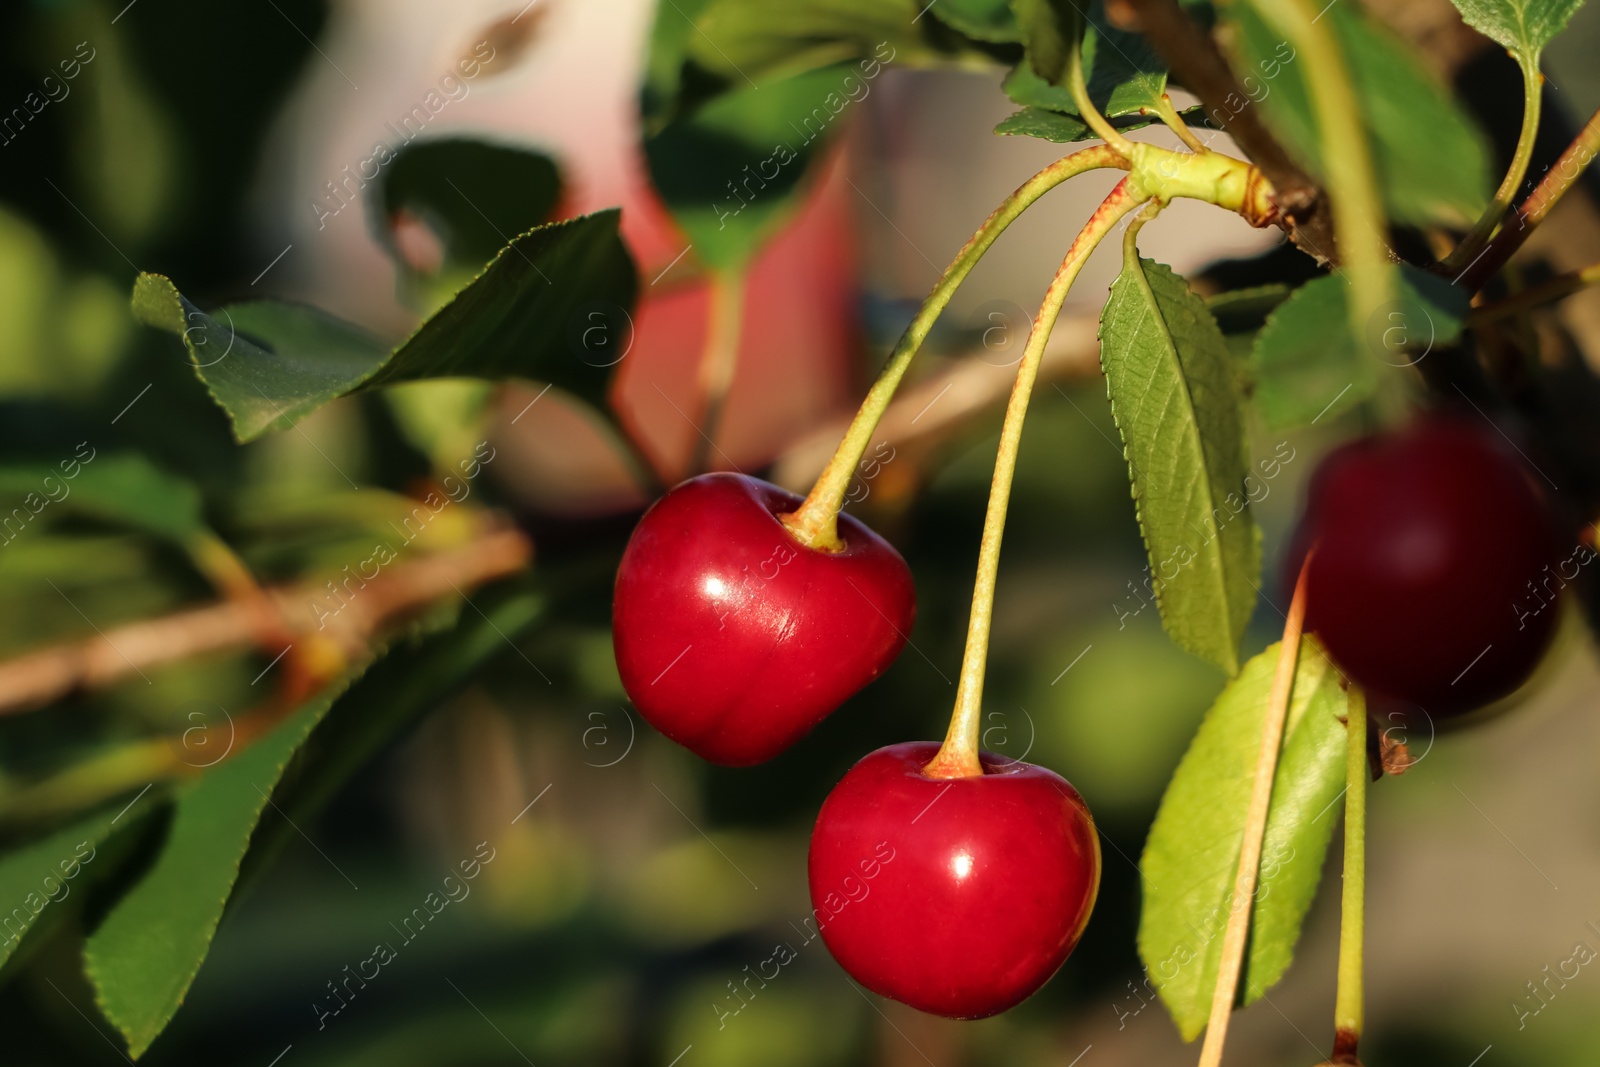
1297, 413, 1562, 714
612, 473, 915, 765
807, 742, 1100, 1018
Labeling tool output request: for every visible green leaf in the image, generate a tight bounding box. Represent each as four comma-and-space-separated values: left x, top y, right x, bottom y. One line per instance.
239, 580, 549, 889
0, 451, 204, 546
132, 210, 637, 442
1098, 255, 1260, 675
373, 138, 562, 276
1250, 266, 1470, 429
1448, 0, 1586, 63
1138, 637, 1349, 1042
645, 66, 872, 270
681, 0, 952, 88
994, 102, 1205, 143
1228, 3, 1492, 225
1008, 1, 1168, 122
0, 794, 156, 974
930, 0, 1023, 41
84, 680, 356, 1059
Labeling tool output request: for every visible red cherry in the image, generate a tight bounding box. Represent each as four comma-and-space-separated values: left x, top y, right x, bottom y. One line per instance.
1296, 413, 1562, 714
612, 473, 915, 765
807, 742, 1100, 1018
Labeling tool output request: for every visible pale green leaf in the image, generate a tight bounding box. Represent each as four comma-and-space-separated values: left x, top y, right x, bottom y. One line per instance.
1138, 637, 1349, 1041
1250, 266, 1470, 429
1008, 0, 1168, 124
1449, 0, 1586, 61
1229, 3, 1492, 225
1098, 255, 1260, 674
0, 452, 205, 546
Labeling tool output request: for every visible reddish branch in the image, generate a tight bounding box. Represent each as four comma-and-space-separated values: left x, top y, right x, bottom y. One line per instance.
1117, 0, 1340, 264
1461, 104, 1600, 290
0, 523, 533, 718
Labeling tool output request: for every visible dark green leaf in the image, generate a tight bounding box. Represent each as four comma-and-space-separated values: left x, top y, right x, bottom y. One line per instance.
1098, 255, 1260, 674
1228, 3, 1492, 225
132, 210, 637, 442
1205, 284, 1292, 334
930, 0, 1023, 42
85, 679, 357, 1058
1250, 266, 1470, 429
1013, 0, 1081, 87
1138, 637, 1349, 1041
994, 102, 1205, 143
1008, 1, 1168, 122
683, 0, 952, 88
373, 138, 562, 276
1449, 0, 1586, 62
646, 66, 875, 270
0, 795, 155, 974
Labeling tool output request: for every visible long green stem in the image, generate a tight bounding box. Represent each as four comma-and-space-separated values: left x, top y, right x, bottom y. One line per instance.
1332, 685, 1368, 1064
1254, 0, 1390, 331
924, 180, 1149, 779
1154, 93, 1208, 153
688, 268, 746, 476
782, 144, 1130, 549
1446, 59, 1544, 274
1197, 557, 1311, 1067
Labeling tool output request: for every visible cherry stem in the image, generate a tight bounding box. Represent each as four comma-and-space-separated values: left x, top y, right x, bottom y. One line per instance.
1445, 58, 1543, 275
1067, 20, 1136, 158
781, 144, 1130, 551
924, 180, 1151, 780
1463, 103, 1600, 290
688, 268, 746, 477
1332, 684, 1368, 1064
1196, 556, 1311, 1067
1154, 93, 1207, 153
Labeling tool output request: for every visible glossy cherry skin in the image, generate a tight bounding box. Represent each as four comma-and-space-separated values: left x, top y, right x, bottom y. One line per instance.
612, 473, 915, 765
807, 742, 1100, 1019
1296, 414, 1562, 714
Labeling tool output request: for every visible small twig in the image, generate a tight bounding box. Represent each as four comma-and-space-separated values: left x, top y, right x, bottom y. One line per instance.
1197, 558, 1311, 1067
1118, 0, 1338, 263
1463, 104, 1600, 290
1469, 260, 1600, 325
0, 522, 533, 718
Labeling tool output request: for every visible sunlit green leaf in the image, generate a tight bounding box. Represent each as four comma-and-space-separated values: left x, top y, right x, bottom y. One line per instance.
1008, 0, 1168, 128
1138, 636, 1349, 1041
1449, 0, 1586, 64
1098, 255, 1260, 674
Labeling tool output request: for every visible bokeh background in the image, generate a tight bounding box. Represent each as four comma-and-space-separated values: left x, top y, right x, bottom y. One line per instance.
2, 0, 1600, 1063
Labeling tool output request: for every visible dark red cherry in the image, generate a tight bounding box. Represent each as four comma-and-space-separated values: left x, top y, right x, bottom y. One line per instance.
612, 473, 915, 765
1296, 413, 1562, 714
807, 742, 1100, 1018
